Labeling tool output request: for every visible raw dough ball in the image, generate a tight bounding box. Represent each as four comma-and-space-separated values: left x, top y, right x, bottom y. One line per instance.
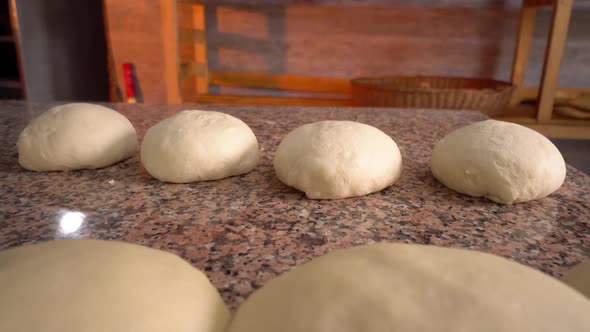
273, 121, 402, 199
430, 120, 566, 204
568, 95, 590, 111
141, 110, 259, 183
555, 106, 590, 119
229, 243, 590, 332
562, 261, 590, 299
17, 103, 137, 171
0, 239, 230, 332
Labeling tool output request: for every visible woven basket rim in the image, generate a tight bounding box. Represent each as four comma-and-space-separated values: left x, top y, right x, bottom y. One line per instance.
351, 76, 514, 94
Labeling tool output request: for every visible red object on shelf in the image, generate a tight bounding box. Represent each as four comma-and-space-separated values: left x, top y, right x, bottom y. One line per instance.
122, 63, 137, 103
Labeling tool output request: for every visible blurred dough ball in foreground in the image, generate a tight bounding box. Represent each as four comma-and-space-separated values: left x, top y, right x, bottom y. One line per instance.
17, 103, 137, 171
0, 239, 230, 332
431, 120, 566, 204
229, 243, 590, 332
273, 121, 402, 199
141, 110, 259, 183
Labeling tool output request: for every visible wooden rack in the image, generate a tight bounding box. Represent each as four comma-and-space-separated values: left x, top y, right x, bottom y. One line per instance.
0, 0, 25, 99
161, 0, 351, 106
496, 0, 590, 139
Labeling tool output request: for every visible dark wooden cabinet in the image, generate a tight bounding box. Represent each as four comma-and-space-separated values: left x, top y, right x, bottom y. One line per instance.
0, 0, 24, 99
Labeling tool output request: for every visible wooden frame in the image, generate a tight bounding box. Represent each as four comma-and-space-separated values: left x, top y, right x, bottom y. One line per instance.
163, 0, 351, 106
536, 0, 573, 122
161, 0, 181, 103
161, 0, 590, 135
208, 71, 351, 94
7, 0, 26, 99
501, 0, 590, 139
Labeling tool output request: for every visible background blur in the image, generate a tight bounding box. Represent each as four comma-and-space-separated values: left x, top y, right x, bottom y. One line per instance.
1, 0, 589, 102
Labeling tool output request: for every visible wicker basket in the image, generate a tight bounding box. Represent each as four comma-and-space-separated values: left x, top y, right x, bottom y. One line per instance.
351, 76, 515, 116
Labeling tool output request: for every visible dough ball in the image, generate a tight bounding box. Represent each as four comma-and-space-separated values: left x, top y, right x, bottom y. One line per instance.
562, 261, 590, 299
141, 110, 259, 183
0, 239, 230, 332
273, 121, 402, 199
554, 106, 590, 119
568, 95, 590, 111
17, 103, 137, 171
229, 244, 590, 332
430, 120, 566, 204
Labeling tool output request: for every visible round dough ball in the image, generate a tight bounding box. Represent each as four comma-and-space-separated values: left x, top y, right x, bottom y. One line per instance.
229, 244, 590, 332
568, 95, 590, 111
17, 103, 137, 171
141, 110, 259, 183
562, 261, 590, 299
431, 120, 566, 204
273, 121, 402, 199
0, 239, 230, 332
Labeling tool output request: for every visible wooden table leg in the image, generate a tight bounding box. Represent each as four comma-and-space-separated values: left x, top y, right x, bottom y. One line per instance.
189, 3, 209, 95
161, 0, 181, 104
510, 6, 537, 106
511, 7, 536, 87
536, 0, 573, 123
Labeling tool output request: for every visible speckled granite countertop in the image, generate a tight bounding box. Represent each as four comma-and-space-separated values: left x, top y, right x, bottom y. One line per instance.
1, 101, 588, 308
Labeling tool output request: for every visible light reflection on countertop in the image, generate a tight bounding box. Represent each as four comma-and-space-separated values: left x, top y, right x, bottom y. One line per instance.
58, 210, 85, 235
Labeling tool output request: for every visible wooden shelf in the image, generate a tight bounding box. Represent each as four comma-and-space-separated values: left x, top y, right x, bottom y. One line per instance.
495, 104, 590, 139
496, 104, 538, 123
551, 113, 590, 126
0, 79, 22, 88
185, 94, 353, 106
507, 0, 586, 138
0, 35, 14, 42
500, 105, 585, 127
498, 104, 590, 125
512, 87, 590, 106
523, 0, 555, 8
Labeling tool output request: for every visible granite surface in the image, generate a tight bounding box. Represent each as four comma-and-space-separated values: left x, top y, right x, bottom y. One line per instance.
0, 101, 589, 309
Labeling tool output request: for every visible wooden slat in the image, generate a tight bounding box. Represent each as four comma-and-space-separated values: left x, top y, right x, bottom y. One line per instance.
550, 114, 590, 126
512, 87, 590, 104
510, 7, 536, 88
536, 0, 573, 122
523, 0, 555, 8
497, 105, 590, 139
177, 2, 208, 95
0, 79, 22, 88
495, 103, 538, 123
178, 28, 206, 44
177, 3, 205, 29
496, 103, 590, 126
8, 0, 26, 99
525, 123, 590, 139
102, 0, 121, 102
160, 0, 181, 104
179, 62, 208, 79
208, 71, 351, 95
184, 94, 353, 106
